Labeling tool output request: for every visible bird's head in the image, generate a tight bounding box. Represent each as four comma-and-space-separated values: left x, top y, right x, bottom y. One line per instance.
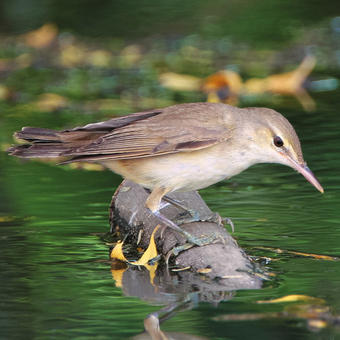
244, 107, 324, 193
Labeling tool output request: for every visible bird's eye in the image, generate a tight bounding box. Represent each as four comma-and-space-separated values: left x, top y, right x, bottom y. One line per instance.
273, 136, 284, 147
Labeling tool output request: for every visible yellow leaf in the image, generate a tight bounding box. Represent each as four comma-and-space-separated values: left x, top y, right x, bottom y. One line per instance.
131, 225, 160, 266
257, 294, 325, 304
110, 241, 128, 262
254, 246, 338, 261
288, 250, 337, 261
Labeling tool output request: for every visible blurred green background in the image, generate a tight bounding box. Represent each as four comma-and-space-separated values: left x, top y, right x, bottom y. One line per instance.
1, 1, 340, 339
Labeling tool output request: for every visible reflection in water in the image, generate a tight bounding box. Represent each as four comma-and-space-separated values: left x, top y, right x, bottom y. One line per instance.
137, 313, 210, 340
111, 260, 239, 340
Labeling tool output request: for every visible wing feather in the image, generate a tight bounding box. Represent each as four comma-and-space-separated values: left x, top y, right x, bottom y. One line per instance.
63, 103, 233, 162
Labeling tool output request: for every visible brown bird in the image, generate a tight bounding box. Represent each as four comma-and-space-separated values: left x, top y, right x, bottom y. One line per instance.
8, 102, 323, 246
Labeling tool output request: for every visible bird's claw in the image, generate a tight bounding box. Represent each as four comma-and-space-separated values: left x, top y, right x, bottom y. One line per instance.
222, 217, 235, 233
198, 212, 235, 233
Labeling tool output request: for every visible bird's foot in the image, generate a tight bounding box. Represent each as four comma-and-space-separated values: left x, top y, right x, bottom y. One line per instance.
153, 210, 223, 248
185, 231, 219, 247
177, 211, 235, 233
174, 209, 200, 225
167, 232, 222, 259
204, 213, 235, 233
222, 217, 235, 233
160, 195, 201, 224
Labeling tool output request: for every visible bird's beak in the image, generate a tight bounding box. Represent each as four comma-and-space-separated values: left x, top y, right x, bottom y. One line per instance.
285, 155, 324, 193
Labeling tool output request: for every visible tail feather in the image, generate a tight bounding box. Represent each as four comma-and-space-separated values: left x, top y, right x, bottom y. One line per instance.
8, 143, 68, 158
14, 127, 60, 142
8, 127, 67, 158
8, 126, 105, 160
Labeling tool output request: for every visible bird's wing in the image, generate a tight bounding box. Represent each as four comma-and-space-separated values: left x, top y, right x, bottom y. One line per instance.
62, 103, 233, 162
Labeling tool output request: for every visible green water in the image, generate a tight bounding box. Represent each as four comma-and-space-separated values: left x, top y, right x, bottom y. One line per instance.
1, 2, 340, 339
1, 91, 340, 339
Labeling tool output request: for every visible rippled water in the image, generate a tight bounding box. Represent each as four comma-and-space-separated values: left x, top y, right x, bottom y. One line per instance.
1, 90, 340, 339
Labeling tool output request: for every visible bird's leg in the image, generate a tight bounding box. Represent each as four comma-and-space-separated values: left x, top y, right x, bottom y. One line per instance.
144, 187, 234, 232
144, 188, 204, 224
144, 188, 199, 220
160, 196, 204, 226
161, 195, 200, 221
160, 193, 234, 231
145, 187, 218, 247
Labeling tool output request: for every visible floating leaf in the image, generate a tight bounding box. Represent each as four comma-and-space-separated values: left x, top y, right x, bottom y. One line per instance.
257, 294, 325, 304
244, 55, 316, 111
287, 250, 337, 261
254, 246, 338, 261
110, 228, 160, 287
110, 240, 128, 262
110, 225, 160, 266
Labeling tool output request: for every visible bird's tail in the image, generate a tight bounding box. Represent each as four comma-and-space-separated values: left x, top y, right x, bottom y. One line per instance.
7, 127, 68, 158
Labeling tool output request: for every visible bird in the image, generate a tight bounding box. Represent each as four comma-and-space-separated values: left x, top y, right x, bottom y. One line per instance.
8, 102, 323, 246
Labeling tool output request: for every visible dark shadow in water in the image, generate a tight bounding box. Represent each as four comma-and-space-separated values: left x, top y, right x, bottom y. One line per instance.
110, 258, 263, 339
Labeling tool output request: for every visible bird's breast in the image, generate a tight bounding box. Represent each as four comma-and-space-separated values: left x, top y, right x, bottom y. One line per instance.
103, 142, 253, 192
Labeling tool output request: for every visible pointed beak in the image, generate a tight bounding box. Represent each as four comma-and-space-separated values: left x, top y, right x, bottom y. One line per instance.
286, 156, 324, 193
